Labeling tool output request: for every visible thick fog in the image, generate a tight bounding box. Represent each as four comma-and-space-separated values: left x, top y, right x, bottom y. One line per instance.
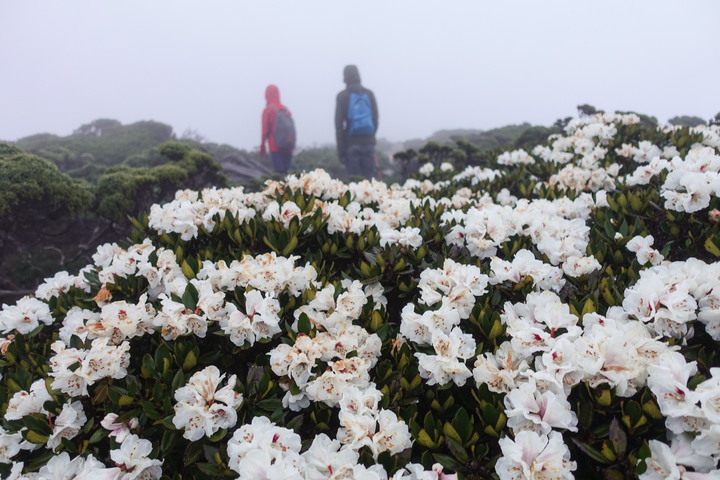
1, 0, 718, 150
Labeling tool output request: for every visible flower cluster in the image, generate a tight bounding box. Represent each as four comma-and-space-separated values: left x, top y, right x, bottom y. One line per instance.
337, 386, 413, 459
227, 416, 389, 479
269, 280, 383, 409
400, 259, 488, 386
173, 366, 244, 440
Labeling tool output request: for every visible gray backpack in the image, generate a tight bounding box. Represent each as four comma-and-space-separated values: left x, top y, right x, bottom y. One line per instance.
270, 105, 296, 150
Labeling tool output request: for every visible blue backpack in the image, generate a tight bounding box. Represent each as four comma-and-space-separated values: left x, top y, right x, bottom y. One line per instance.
347, 92, 375, 136
270, 105, 296, 150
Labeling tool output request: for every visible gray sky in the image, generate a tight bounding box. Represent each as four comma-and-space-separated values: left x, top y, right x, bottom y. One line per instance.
1, 1, 718, 151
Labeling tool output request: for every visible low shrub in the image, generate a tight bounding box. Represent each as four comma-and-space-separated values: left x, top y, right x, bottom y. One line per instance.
1, 112, 719, 479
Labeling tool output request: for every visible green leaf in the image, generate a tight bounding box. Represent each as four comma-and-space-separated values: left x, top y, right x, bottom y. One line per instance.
160, 414, 178, 430
182, 282, 199, 310
609, 418, 627, 456
572, 439, 612, 464
297, 313, 311, 335
196, 463, 223, 476
445, 435, 469, 462
184, 441, 204, 466
141, 401, 161, 420
161, 429, 177, 453
431, 453, 462, 470
262, 235, 279, 254
416, 429, 435, 448
705, 236, 720, 258
442, 422, 462, 444
623, 400, 643, 425
142, 354, 157, 378
172, 369, 186, 392
208, 428, 227, 442
452, 407, 471, 443
89, 428, 108, 444
286, 414, 304, 432
423, 412, 436, 436
155, 343, 172, 372
22, 414, 53, 437
601, 441, 617, 462
181, 259, 196, 279
182, 350, 198, 371
116, 408, 143, 424
23, 429, 49, 444
107, 385, 126, 404
282, 235, 298, 256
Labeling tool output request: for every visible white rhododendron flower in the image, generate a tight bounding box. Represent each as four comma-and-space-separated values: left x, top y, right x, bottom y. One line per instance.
227, 416, 304, 479
626, 235, 664, 266
152, 294, 208, 340
498, 149, 534, 166
0, 296, 53, 335
0, 427, 23, 463
336, 386, 412, 459
417, 258, 488, 315
561, 255, 601, 277
504, 378, 578, 435
489, 249, 565, 292
46, 401, 87, 451
620, 260, 716, 339
400, 303, 461, 344
49, 338, 131, 397
501, 291, 580, 358
419, 162, 434, 176
496, 430, 576, 480
302, 433, 359, 480
110, 433, 163, 479
173, 365, 243, 440
101, 413, 139, 443
219, 289, 281, 346
415, 328, 475, 386
391, 463, 458, 480
32, 452, 121, 479
379, 226, 423, 248
58, 306, 97, 344
440, 162, 454, 172
473, 341, 530, 394
641, 436, 720, 480
647, 351, 700, 420
632, 140, 663, 164
5, 379, 52, 420
85, 294, 154, 344
269, 334, 322, 389
370, 409, 413, 458
35, 270, 91, 300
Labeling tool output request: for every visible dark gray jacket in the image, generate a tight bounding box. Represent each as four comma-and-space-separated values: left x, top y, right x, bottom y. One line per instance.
335, 65, 379, 158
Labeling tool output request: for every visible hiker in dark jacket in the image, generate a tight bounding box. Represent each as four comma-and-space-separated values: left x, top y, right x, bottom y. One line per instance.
260, 84, 294, 174
335, 65, 379, 180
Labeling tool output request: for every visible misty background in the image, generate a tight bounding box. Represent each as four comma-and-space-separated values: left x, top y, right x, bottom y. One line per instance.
2, 0, 719, 150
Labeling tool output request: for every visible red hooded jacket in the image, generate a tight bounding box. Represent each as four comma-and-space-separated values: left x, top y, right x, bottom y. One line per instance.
260, 85, 293, 156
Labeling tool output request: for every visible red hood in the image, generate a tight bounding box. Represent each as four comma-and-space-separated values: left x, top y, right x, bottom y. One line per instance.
265, 84, 281, 106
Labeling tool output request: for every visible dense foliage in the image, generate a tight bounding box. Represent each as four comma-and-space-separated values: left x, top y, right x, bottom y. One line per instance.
15, 120, 174, 171
2, 112, 720, 479
0, 145, 93, 222
0, 141, 226, 301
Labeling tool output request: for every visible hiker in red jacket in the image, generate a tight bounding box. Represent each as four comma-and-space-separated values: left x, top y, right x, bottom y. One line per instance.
259, 84, 296, 174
